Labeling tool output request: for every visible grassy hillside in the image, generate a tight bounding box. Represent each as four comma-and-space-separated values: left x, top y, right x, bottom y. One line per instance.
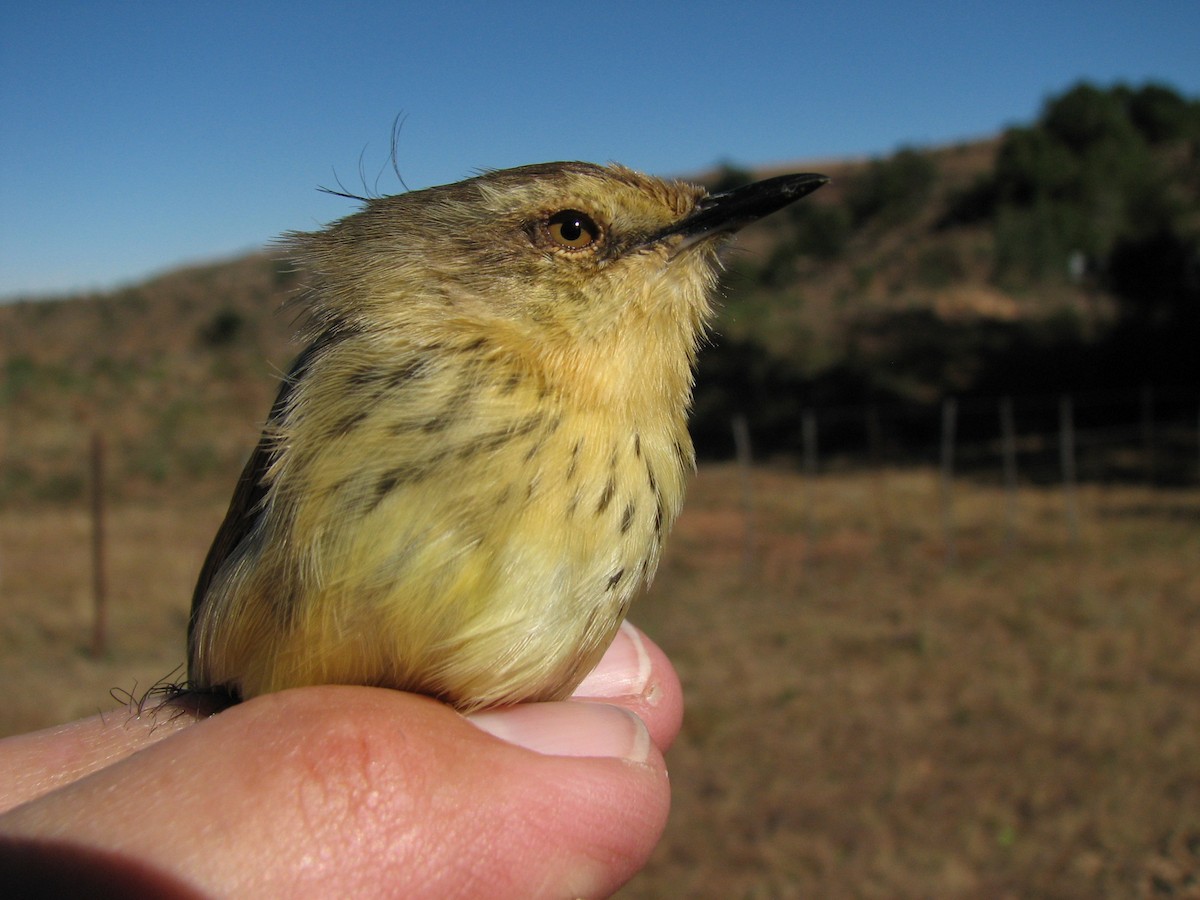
2, 81, 1197, 506
692, 82, 1199, 459
1, 253, 296, 502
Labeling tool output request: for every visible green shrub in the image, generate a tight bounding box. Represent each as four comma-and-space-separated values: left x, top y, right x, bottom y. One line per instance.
847, 148, 938, 226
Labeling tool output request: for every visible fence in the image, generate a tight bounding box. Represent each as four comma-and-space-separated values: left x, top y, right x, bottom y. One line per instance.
729, 385, 1200, 482
3, 384, 1198, 644
726, 385, 1200, 569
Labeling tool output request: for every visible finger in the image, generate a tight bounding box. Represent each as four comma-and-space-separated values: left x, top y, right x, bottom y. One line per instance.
571, 621, 684, 753
0, 699, 207, 814
0, 621, 683, 814
0, 685, 670, 899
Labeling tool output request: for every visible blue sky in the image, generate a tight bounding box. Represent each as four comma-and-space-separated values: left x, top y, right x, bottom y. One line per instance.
2, 1, 1197, 299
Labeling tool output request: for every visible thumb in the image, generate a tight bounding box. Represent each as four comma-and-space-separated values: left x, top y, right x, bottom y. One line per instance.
1, 686, 669, 899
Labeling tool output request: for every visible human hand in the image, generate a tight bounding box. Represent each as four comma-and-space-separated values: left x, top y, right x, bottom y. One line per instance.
0, 622, 682, 898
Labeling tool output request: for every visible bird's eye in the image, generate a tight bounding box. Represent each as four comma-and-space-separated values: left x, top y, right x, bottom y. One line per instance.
544, 209, 600, 250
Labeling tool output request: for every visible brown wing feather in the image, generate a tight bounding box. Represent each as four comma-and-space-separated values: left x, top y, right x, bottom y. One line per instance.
186, 341, 326, 671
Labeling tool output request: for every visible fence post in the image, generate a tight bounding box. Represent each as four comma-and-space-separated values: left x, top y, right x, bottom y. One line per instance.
1141, 384, 1156, 486
865, 405, 893, 552
940, 397, 957, 566
731, 415, 755, 577
90, 429, 108, 658
1059, 395, 1081, 546
999, 396, 1019, 552
801, 408, 818, 563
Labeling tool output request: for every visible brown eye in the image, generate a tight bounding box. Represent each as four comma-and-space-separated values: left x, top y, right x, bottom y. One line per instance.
545, 209, 599, 249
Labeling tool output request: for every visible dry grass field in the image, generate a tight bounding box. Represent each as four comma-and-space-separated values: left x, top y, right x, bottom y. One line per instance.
2, 465, 1198, 898
623, 467, 1200, 898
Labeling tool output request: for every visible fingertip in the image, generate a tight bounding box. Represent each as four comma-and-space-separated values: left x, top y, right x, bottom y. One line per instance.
573, 621, 653, 699
469, 701, 653, 763
573, 622, 684, 753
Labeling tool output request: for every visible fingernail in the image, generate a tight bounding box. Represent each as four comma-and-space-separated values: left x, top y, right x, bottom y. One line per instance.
572, 621, 654, 702
469, 702, 651, 763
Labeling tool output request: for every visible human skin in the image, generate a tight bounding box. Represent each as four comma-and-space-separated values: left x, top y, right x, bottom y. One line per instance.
0, 622, 682, 898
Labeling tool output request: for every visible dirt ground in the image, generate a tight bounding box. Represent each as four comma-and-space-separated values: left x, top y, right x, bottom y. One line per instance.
2, 466, 1198, 898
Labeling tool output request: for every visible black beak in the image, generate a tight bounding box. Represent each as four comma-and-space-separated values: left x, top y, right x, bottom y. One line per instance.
651, 172, 829, 247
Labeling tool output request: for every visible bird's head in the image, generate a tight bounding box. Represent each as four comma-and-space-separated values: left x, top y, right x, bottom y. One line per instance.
285, 162, 827, 406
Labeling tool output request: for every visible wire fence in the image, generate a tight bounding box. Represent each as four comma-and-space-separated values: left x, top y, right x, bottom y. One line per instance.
726, 384, 1200, 570
3, 384, 1198, 647
733, 384, 1200, 482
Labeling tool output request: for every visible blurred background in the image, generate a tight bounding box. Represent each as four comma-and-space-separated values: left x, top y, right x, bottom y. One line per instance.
2, 3, 1198, 896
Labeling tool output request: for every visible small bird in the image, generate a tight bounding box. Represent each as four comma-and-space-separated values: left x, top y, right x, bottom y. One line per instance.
188, 161, 827, 711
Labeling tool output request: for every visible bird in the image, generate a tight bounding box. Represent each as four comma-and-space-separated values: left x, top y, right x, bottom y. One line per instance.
187, 161, 828, 712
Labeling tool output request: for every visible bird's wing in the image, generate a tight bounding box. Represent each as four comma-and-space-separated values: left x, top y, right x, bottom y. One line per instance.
187, 341, 325, 652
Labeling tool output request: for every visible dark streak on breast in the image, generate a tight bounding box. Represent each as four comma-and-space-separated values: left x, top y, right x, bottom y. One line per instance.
596, 476, 616, 515
328, 410, 368, 438
566, 437, 583, 481
619, 502, 635, 534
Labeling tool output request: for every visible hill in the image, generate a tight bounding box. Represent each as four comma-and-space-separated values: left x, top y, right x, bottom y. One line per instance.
691, 82, 1199, 457
2, 81, 1197, 503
